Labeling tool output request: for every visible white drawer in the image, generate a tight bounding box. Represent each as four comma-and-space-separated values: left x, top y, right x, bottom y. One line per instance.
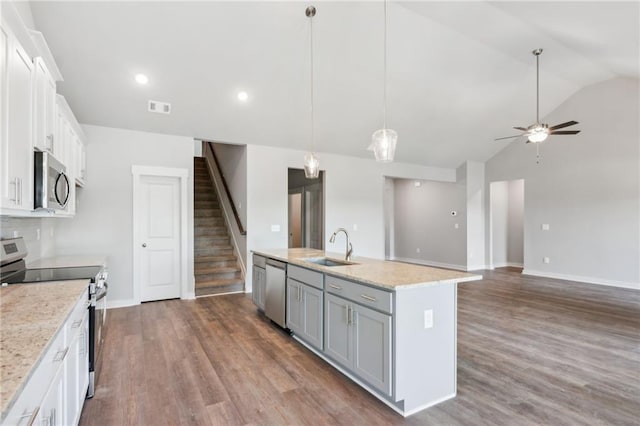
325, 275, 393, 314
64, 288, 89, 345
288, 265, 323, 290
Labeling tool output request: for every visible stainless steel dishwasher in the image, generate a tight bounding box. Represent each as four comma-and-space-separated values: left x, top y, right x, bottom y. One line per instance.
265, 259, 287, 328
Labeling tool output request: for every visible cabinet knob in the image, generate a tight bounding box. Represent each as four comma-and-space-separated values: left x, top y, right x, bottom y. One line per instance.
142, 243, 147, 248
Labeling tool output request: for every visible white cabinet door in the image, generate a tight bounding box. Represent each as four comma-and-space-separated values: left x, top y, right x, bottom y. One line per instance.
33, 57, 56, 153
1, 24, 34, 212
39, 361, 65, 426
353, 304, 392, 396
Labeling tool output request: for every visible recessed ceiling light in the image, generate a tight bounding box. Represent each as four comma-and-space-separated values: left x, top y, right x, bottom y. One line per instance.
237, 91, 249, 102
135, 73, 149, 85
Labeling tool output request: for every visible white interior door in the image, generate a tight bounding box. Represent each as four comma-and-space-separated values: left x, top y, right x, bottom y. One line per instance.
137, 175, 181, 302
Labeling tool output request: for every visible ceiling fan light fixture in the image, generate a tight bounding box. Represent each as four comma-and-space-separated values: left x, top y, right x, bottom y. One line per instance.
527, 124, 549, 143
303, 5, 320, 179
370, 128, 397, 162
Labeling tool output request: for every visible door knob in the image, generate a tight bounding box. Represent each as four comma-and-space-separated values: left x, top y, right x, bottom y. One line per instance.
142, 243, 147, 248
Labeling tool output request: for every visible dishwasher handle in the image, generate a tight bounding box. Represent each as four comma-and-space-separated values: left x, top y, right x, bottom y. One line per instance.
266, 259, 287, 270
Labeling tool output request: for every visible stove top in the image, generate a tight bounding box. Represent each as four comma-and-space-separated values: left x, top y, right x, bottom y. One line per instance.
1, 265, 104, 285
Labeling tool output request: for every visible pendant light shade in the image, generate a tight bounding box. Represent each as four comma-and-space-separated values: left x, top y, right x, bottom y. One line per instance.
303, 5, 320, 179
303, 152, 320, 178
370, 129, 397, 163
371, 0, 397, 163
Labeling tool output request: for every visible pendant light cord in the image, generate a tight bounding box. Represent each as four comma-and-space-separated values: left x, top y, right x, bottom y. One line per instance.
536, 52, 539, 124
383, 0, 388, 130
310, 12, 315, 153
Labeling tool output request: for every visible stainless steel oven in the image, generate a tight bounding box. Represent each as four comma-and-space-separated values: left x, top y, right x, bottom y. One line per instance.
34, 151, 70, 211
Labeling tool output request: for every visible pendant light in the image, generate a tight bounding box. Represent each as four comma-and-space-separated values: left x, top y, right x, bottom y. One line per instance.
303, 5, 320, 179
369, 0, 397, 163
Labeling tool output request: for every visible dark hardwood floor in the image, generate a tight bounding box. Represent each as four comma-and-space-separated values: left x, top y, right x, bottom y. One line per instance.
80, 268, 640, 425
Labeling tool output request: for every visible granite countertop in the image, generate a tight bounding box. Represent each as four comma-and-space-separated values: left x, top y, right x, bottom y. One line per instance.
26, 255, 108, 269
252, 248, 482, 290
0, 280, 89, 417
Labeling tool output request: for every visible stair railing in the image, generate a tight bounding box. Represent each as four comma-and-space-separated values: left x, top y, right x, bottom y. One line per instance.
202, 141, 247, 276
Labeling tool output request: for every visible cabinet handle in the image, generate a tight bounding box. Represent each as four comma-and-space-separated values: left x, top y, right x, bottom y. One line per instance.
17, 178, 22, 205
360, 294, 377, 302
47, 134, 54, 151
297, 285, 301, 301
9, 179, 17, 202
329, 284, 342, 290
18, 407, 39, 426
347, 305, 352, 325
53, 347, 68, 362
71, 319, 82, 328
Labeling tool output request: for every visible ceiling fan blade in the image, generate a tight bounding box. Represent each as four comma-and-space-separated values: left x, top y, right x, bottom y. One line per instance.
494, 134, 523, 141
550, 130, 581, 135
549, 120, 578, 130
513, 126, 528, 131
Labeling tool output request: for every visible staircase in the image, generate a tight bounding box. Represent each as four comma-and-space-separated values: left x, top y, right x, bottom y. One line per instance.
194, 157, 244, 297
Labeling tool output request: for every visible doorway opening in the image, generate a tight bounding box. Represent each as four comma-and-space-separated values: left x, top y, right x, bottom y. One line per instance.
489, 179, 524, 270
288, 168, 324, 249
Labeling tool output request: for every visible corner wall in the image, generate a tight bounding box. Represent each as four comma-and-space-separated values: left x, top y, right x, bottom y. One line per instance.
52, 125, 195, 306
485, 77, 640, 288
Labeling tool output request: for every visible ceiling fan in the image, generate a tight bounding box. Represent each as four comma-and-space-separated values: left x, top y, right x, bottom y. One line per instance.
495, 48, 580, 145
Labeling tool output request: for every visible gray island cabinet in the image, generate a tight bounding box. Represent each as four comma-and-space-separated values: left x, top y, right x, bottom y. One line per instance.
251, 248, 482, 417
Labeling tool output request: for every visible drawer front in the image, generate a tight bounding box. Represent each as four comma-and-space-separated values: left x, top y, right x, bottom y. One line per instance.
325, 275, 392, 314
253, 254, 267, 268
288, 265, 323, 290
65, 288, 90, 345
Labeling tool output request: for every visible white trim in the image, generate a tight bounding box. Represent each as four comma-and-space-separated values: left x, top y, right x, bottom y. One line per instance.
195, 290, 243, 298
467, 264, 488, 271
392, 256, 467, 272
492, 262, 523, 269
106, 299, 137, 309
132, 165, 191, 304
522, 269, 640, 290
402, 393, 457, 417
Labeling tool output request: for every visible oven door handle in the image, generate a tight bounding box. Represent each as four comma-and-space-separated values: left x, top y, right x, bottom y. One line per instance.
95, 283, 108, 301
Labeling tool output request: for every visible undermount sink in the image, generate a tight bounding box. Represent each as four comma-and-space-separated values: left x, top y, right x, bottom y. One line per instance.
302, 257, 357, 267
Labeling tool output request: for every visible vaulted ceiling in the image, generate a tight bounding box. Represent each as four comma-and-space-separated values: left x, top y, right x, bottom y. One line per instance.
29, 1, 639, 168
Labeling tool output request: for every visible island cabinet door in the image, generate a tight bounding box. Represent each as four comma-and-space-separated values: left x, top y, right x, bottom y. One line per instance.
324, 294, 352, 368
353, 305, 392, 396
300, 283, 323, 350
286, 278, 303, 333
252, 266, 266, 310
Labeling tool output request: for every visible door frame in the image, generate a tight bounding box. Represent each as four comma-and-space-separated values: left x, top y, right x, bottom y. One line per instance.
132, 165, 189, 304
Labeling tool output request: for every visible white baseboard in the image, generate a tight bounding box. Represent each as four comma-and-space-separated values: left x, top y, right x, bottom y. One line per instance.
467, 264, 488, 271
106, 299, 137, 309
522, 269, 640, 290
182, 292, 195, 300
491, 262, 524, 269
392, 257, 467, 272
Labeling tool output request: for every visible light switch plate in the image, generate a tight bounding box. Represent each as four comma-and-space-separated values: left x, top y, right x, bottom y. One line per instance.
541, 224, 550, 231
271, 224, 280, 232
424, 309, 433, 329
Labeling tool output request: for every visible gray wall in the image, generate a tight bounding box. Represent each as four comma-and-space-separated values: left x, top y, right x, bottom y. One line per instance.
507, 180, 524, 265
212, 143, 247, 226
485, 77, 639, 288
393, 178, 467, 269
53, 125, 195, 305
490, 179, 524, 267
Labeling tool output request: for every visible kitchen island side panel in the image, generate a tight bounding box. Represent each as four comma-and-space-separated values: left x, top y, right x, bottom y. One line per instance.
394, 282, 457, 413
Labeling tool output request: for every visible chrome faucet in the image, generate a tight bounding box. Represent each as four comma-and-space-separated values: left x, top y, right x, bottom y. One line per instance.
329, 228, 353, 261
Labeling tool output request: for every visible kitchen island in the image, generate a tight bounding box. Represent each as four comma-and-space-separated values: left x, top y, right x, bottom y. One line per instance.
0, 280, 90, 425
251, 248, 482, 417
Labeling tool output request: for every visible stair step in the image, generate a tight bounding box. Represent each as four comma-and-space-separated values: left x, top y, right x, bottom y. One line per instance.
194, 193, 217, 201
195, 280, 244, 297
195, 265, 239, 274
194, 258, 238, 268
195, 270, 241, 281
194, 201, 220, 209
194, 254, 237, 263
196, 238, 230, 248
194, 209, 222, 217
195, 227, 227, 236
195, 246, 234, 256
194, 217, 225, 226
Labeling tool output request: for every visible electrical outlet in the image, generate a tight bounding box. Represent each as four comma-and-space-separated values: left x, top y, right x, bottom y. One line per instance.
353, 224, 358, 231
271, 224, 280, 232
424, 310, 433, 329
543, 257, 550, 264
36, 229, 40, 241
416, 248, 421, 254
454, 223, 459, 229
541, 224, 550, 231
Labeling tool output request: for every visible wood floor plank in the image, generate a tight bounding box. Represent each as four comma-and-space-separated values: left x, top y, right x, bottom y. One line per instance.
79, 268, 640, 425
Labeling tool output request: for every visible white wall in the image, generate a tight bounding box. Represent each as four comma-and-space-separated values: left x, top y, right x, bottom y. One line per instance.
392, 178, 467, 270
490, 181, 509, 267
0, 217, 56, 262
245, 144, 456, 290
485, 77, 640, 288
52, 125, 195, 306
461, 161, 486, 270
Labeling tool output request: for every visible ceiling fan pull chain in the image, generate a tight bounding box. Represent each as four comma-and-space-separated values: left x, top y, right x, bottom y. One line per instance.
536, 143, 540, 164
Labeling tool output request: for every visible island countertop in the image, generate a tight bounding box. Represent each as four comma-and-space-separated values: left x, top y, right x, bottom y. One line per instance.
251, 248, 482, 290
0, 280, 89, 417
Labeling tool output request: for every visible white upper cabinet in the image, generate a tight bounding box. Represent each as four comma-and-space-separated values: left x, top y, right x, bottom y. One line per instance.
33, 56, 57, 153
0, 21, 34, 213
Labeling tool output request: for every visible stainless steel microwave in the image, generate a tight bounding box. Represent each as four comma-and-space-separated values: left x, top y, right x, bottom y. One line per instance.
34, 151, 70, 211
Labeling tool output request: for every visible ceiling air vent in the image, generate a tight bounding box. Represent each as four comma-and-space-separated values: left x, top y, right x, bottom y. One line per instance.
148, 100, 171, 114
